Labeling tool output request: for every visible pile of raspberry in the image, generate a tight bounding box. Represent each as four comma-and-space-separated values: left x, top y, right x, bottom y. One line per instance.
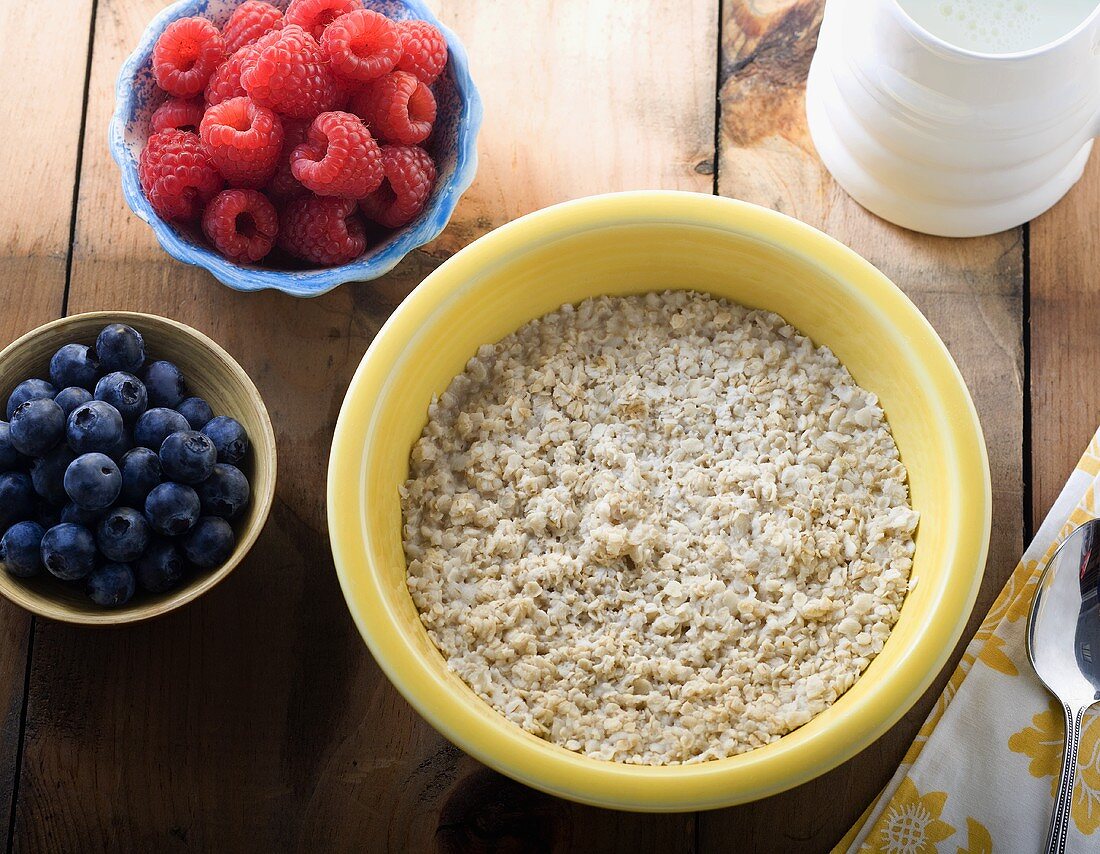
139, 0, 447, 267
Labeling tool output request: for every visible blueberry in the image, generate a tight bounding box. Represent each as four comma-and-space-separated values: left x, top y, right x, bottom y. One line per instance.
95, 324, 145, 374
86, 562, 136, 607
67, 400, 124, 455
143, 361, 185, 409
119, 447, 161, 506
49, 343, 99, 391
30, 445, 76, 506
40, 523, 96, 581
105, 426, 134, 463
135, 539, 185, 593
93, 371, 147, 424
159, 430, 216, 485
0, 521, 45, 578
196, 463, 250, 519
6, 379, 56, 420
182, 516, 235, 569
134, 407, 189, 451
54, 386, 93, 418
9, 398, 65, 456
0, 422, 21, 472
96, 506, 150, 563
144, 482, 200, 536
201, 416, 250, 466
35, 501, 61, 530
60, 502, 103, 526
176, 396, 213, 431
0, 472, 35, 529
64, 452, 122, 510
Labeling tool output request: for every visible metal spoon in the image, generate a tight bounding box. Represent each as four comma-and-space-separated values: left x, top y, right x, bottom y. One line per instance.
1027, 518, 1100, 854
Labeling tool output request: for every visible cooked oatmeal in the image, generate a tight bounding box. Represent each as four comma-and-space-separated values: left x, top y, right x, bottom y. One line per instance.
401, 291, 918, 765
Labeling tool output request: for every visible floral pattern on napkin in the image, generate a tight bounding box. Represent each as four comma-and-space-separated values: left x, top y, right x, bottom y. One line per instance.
1010, 702, 1100, 836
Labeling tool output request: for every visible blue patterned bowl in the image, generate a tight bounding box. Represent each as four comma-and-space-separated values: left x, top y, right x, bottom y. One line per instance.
109, 0, 481, 298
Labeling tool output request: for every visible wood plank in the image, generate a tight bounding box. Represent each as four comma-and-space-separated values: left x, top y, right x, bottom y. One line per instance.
0, 0, 96, 844
429, 0, 717, 256
1030, 151, 1100, 527
701, 2, 1025, 851
12, 1, 715, 850
0, 1, 93, 306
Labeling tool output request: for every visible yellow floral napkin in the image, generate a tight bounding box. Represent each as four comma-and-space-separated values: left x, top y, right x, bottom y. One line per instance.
838, 429, 1100, 853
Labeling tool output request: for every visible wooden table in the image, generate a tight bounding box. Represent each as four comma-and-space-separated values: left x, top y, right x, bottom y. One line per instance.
0, 0, 1090, 850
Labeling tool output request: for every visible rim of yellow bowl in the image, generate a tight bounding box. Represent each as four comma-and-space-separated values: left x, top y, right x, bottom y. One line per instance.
328, 191, 992, 811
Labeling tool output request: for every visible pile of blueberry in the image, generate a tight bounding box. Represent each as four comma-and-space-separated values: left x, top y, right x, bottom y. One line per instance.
0, 323, 250, 608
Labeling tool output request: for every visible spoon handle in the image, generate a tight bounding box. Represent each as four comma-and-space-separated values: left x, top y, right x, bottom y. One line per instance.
1045, 702, 1085, 854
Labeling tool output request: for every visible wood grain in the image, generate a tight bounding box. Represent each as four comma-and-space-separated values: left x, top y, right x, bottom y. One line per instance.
10, 1, 716, 851
0, 1, 94, 324
0, 0, 96, 842
702, 1, 1025, 850
1029, 151, 1100, 528
426, 0, 717, 258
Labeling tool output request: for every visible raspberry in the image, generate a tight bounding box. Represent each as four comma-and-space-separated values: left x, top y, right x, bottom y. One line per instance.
205, 31, 281, 106
240, 25, 339, 120
352, 71, 436, 145
330, 76, 355, 112
151, 97, 204, 134
395, 20, 447, 85
359, 145, 436, 229
152, 17, 225, 98
266, 119, 311, 199
205, 49, 249, 106
200, 97, 284, 188
278, 195, 366, 265
284, 0, 363, 41
291, 111, 383, 198
320, 10, 401, 83
201, 189, 279, 263
222, 1, 283, 55
138, 130, 224, 222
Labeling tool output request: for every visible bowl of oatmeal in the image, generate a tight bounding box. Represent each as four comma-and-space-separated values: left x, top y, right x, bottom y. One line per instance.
328, 191, 991, 810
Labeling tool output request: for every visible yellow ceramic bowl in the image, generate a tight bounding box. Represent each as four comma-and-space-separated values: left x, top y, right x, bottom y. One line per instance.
328, 191, 991, 811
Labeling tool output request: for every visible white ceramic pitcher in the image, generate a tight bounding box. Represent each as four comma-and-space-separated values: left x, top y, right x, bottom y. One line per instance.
806, 0, 1100, 237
